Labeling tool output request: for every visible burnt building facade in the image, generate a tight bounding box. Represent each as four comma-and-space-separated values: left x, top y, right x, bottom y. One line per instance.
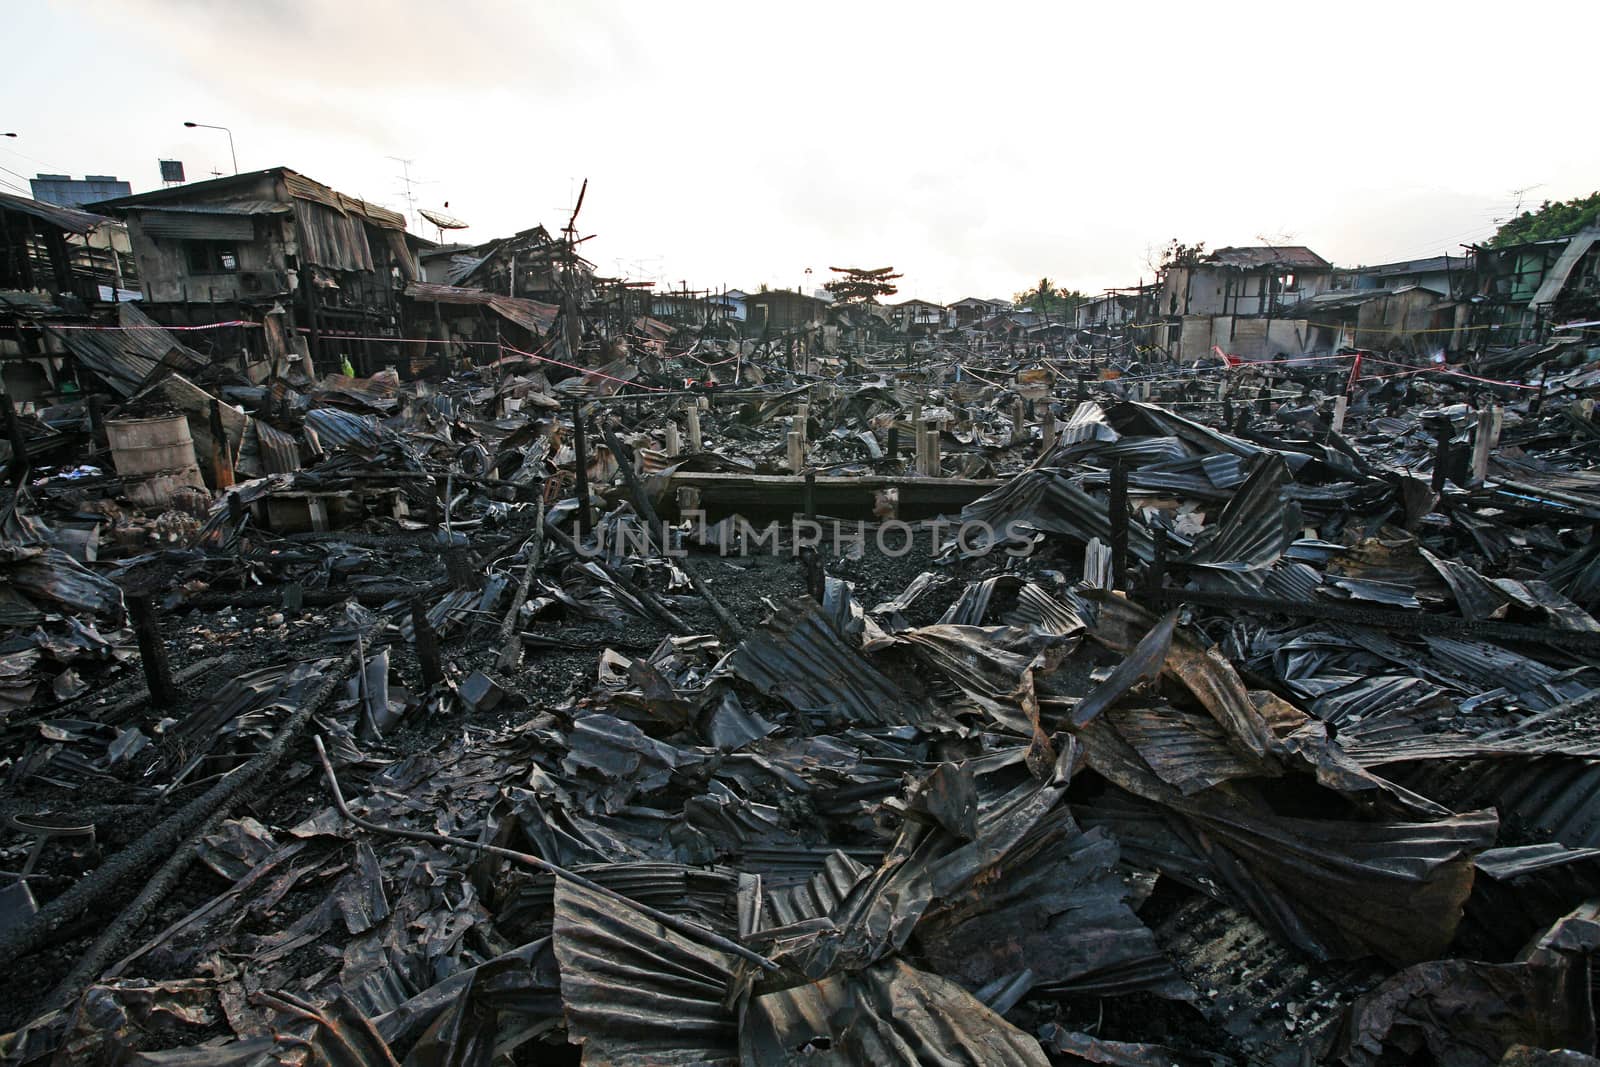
93, 168, 417, 375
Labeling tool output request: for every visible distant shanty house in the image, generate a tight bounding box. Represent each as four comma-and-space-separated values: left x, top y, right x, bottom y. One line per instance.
649, 288, 741, 326
1162, 246, 1333, 319
949, 297, 1010, 328
1288, 285, 1457, 354
1162, 245, 1335, 361
745, 289, 828, 333
1337, 255, 1464, 298
1466, 227, 1600, 342
888, 298, 948, 334
418, 225, 594, 305
93, 168, 417, 375
1074, 287, 1157, 329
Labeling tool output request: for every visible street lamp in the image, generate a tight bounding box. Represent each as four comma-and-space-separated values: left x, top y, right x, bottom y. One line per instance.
182, 121, 237, 175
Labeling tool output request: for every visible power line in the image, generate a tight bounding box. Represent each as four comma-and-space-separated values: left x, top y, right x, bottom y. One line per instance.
0, 142, 70, 176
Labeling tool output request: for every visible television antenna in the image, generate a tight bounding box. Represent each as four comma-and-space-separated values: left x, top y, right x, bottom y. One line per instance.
1509, 183, 1544, 216
388, 156, 436, 230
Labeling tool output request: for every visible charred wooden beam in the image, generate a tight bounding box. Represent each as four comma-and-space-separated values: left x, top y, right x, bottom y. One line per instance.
127, 594, 179, 706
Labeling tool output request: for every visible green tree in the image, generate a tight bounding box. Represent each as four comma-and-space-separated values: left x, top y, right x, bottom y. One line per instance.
823, 266, 902, 303
1490, 192, 1600, 247
1013, 277, 1090, 317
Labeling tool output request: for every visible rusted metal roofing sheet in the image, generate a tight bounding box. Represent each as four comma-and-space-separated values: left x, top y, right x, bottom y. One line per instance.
403, 281, 560, 334
294, 198, 374, 272
282, 170, 405, 229
0, 190, 106, 234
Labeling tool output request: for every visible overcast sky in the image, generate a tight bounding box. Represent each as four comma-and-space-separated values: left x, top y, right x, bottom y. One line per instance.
4, 1, 1595, 302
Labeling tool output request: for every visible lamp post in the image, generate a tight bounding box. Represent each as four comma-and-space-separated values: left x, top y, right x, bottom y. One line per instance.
182, 121, 237, 175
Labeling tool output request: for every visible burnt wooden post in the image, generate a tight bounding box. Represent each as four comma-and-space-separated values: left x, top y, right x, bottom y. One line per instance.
3, 394, 28, 485
1076, 373, 1088, 401
802, 548, 824, 603
1146, 525, 1168, 604
1432, 426, 1452, 493
432, 300, 449, 375
1109, 461, 1129, 592
570, 398, 592, 538
412, 597, 444, 689
803, 469, 816, 526
208, 398, 234, 490
128, 594, 178, 705
885, 425, 899, 458
445, 547, 474, 590
87, 393, 107, 447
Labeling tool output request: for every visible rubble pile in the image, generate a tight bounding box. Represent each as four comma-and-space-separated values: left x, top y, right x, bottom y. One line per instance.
4, 326, 1600, 1067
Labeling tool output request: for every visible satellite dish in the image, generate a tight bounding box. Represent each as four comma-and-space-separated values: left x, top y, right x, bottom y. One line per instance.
419, 207, 467, 229
419, 207, 468, 243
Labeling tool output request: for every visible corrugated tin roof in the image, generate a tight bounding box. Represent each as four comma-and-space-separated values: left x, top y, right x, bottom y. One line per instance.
282, 171, 405, 229
1204, 245, 1331, 270
91, 167, 407, 231
0, 190, 107, 235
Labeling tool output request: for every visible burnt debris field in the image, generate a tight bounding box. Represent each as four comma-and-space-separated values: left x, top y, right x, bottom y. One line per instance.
5, 325, 1600, 1067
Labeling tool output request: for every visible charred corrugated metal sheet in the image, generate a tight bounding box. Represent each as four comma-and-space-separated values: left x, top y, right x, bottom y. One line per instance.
1462, 844, 1600, 961
53, 303, 209, 396
1, 544, 123, 617
1392, 757, 1600, 849
552, 878, 741, 1067
723, 597, 934, 728
237, 418, 301, 476
1155, 895, 1388, 1067
304, 408, 384, 453
1077, 781, 1498, 965
743, 958, 1051, 1066
761, 850, 871, 927
1183, 454, 1300, 572
962, 468, 1157, 560
914, 808, 1191, 998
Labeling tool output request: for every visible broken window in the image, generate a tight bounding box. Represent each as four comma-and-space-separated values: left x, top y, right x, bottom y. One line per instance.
186, 240, 239, 274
